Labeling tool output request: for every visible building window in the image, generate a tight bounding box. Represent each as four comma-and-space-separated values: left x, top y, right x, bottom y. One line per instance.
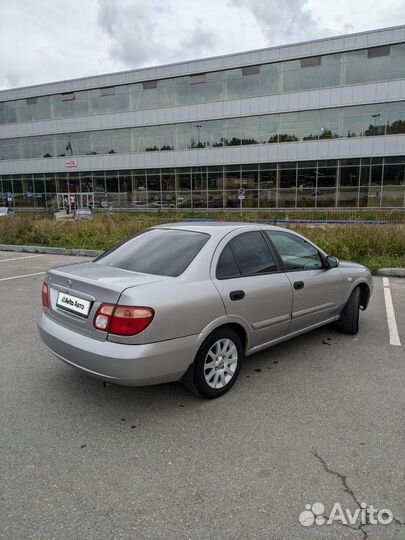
367, 46, 391, 58
300, 56, 321, 67
1, 159, 404, 210
143, 80, 157, 90
61, 93, 75, 101
100, 87, 115, 96
190, 73, 206, 84
242, 65, 260, 76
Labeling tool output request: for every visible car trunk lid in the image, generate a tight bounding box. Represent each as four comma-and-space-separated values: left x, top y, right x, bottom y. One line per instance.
45, 262, 168, 340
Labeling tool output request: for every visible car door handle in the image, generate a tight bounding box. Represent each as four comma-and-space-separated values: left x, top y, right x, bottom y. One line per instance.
230, 290, 245, 301
293, 281, 305, 290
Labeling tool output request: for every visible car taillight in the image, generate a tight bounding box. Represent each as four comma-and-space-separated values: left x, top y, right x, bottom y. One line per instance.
94, 304, 115, 331
93, 304, 154, 336
42, 281, 49, 309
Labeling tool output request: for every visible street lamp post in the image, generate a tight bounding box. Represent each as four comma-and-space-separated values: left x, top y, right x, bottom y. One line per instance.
371, 113, 381, 134
195, 124, 202, 146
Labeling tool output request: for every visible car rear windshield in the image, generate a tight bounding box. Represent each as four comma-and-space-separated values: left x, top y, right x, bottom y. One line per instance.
95, 228, 210, 277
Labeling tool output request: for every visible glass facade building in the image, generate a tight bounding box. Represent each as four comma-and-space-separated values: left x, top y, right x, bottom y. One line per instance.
0, 26, 404, 210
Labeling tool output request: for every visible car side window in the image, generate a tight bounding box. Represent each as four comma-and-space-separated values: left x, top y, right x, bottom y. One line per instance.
216, 244, 240, 279
266, 231, 324, 271
217, 231, 277, 279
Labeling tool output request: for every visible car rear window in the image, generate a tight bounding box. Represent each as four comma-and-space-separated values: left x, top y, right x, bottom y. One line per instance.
94, 228, 210, 277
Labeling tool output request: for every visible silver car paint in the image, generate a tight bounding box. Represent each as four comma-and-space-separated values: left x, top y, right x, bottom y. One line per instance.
37, 223, 373, 386
210, 227, 293, 348
46, 263, 171, 341
38, 312, 203, 385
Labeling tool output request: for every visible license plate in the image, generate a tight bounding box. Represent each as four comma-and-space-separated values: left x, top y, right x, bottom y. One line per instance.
57, 291, 91, 317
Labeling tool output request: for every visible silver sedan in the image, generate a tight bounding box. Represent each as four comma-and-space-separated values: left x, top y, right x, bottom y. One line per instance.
38, 223, 373, 398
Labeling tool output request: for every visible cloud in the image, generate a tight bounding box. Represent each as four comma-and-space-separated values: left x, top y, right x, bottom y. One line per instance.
231, 0, 331, 45
0, 0, 124, 90
97, 0, 162, 66
307, 0, 405, 33
96, 0, 267, 68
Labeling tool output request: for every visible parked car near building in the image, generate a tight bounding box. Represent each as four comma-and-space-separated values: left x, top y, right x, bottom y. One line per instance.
38, 223, 373, 398
150, 200, 176, 209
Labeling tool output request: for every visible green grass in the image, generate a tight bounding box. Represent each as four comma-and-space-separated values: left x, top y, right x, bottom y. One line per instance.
16, 207, 405, 222
1, 213, 404, 274
292, 224, 405, 273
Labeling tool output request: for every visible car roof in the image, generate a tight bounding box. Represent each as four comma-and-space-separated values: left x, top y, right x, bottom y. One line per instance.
155, 221, 289, 236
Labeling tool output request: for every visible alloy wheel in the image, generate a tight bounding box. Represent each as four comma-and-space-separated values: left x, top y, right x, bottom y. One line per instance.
203, 338, 238, 389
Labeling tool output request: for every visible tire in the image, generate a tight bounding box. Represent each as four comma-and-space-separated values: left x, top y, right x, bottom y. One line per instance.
183, 327, 243, 399
338, 287, 361, 335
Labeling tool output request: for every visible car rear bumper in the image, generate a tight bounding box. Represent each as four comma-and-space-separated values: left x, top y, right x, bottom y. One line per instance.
37, 312, 199, 386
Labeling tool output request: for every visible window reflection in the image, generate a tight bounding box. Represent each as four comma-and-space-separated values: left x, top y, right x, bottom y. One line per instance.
224, 166, 240, 190
339, 165, 359, 206
279, 167, 297, 208
1, 159, 404, 210
162, 170, 175, 191
297, 167, 317, 207
316, 168, 337, 207
381, 163, 405, 206
359, 164, 382, 207
208, 168, 223, 190
192, 191, 207, 208
208, 191, 224, 208
176, 191, 192, 208
1, 101, 405, 162
176, 171, 191, 191
344, 50, 367, 85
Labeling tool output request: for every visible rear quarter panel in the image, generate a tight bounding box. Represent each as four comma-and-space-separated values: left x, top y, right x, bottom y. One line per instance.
109, 279, 226, 344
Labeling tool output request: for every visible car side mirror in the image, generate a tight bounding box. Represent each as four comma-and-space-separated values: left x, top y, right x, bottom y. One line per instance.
325, 255, 339, 269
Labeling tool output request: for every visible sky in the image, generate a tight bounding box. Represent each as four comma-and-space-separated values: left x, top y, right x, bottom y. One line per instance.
0, 0, 404, 90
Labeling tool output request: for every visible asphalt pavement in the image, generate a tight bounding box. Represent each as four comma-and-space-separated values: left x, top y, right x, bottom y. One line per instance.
1, 252, 404, 539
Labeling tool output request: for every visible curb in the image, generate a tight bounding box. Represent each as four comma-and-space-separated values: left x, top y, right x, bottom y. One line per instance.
377, 268, 405, 278
0, 244, 102, 258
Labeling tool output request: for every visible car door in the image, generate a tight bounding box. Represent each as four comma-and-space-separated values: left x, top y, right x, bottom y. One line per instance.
211, 230, 293, 349
265, 230, 345, 333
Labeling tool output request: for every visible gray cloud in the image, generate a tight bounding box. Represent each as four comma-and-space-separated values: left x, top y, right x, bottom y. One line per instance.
97, 0, 220, 68
231, 0, 331, 45
180, 23, 217, 58
0, 0, 123, 90
98, 0, 160, 66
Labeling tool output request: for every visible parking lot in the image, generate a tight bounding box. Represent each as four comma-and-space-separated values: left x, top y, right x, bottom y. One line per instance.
1, 251, 404, 539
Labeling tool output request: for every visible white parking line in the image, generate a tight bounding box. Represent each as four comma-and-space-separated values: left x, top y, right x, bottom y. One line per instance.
0, 254, 43, 263
382, 277, 401, 347
0, 271, 45, 282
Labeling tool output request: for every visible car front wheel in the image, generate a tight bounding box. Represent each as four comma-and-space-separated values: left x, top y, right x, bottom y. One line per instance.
339, 286, 361, 334
184, 328, 242, 398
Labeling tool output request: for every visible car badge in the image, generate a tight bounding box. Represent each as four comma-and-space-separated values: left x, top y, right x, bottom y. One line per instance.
66, 279, 72, 288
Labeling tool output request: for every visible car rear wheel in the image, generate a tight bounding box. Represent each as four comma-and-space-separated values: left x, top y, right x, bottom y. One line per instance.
338, 286, 361, 334
184, 328, 242, 398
